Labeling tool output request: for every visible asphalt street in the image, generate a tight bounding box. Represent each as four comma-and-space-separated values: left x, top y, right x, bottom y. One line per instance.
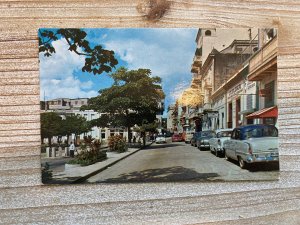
86, 142, 279, 183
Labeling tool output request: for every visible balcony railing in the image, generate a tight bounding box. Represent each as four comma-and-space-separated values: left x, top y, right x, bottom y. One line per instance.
191, 65, 199, 73
193, 55, 201, 67
249, 36, 278, 73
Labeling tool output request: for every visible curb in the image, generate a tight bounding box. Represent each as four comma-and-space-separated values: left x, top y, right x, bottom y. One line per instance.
72, 142, 153, 184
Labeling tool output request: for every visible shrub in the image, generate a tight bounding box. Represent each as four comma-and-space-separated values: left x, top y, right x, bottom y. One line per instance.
41, 162, 52, 183
67, 136, 107, 166
108, 135, 128, 153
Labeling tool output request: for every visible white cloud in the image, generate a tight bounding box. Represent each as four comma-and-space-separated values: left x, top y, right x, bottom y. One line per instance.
39, 39, 97, 100
167, 80, 190, 103
41, 77, 98, 100
39, 39, 85, 80
104, 29, 196, 79
103, 29, 197, 109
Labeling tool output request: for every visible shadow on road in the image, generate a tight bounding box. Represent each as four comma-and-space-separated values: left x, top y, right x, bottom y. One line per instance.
247, 162, 279, 172
226, 158, 279, 172
92, 166, 220, 183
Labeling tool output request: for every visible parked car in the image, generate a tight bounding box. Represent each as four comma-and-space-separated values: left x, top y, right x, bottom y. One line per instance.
155, 134, 166, 144
209, 129, 233, 157
183, 131, 193, 143
172, 133, 183, 142
196, 130, 216, 150
223, 124, 279, 169
190, 132, 201, 147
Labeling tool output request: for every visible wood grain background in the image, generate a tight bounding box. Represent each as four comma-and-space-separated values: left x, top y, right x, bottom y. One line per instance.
0, 0, 299, 224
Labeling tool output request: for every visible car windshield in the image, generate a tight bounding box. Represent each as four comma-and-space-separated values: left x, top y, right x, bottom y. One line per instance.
193, 132, 201, 137
157, 134, 165, 138
217, 131, 232, 138
244, 126, 278, 139
200, 131, 215, 138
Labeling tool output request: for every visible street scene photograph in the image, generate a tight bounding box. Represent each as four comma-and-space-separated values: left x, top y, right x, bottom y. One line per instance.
39, 28, 279, 184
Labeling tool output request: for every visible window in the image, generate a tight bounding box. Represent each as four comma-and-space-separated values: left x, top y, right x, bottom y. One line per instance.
264, 81, 275, 108
217, 131, 232, 138
228, 102, 233, 128
205, 30, 212, 36
244, 126, 278, 139
236, 98, 241, 126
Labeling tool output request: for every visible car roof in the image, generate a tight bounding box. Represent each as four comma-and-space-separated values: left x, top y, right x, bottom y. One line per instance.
215, 128, 233, 133
235, 124, 277, 132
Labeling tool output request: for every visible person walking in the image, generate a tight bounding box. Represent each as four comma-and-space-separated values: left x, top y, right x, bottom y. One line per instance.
69, 142, 75, 157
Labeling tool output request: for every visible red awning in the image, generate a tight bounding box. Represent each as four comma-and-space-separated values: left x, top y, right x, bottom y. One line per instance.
246, 106, 278, 119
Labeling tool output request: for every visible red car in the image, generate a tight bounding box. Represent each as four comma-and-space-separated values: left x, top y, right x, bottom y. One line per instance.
172, 134, 184, 142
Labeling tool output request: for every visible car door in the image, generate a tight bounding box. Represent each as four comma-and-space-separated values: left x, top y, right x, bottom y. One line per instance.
232, 129, 242, 160
225, 129, 235, 158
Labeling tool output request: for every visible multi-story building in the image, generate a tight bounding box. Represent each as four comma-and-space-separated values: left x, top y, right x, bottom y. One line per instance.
246, 29, 278, 126
188, 29, 259, 131
174, 28, 280, 133
167, 104, 175, 132
209, 29, 278, 130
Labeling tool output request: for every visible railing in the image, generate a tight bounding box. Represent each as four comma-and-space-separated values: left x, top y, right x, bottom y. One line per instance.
249, 36, 278, 73
193, 55, 201, 66
191, 65, 199, 73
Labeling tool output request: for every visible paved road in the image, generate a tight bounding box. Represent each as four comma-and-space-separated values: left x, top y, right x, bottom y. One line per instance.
86, 142, 279, 183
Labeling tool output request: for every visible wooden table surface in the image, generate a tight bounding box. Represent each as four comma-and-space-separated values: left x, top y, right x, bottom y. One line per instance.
0, 0, 299, 224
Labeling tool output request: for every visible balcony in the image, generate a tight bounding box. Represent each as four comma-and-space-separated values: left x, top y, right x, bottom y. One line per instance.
248, 36, 278, 81
191, 65, 199, 73
193, 55, 201, 67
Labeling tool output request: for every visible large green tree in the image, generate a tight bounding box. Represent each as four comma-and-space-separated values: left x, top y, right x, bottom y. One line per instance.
85, 67, 165, 142
41, 112, 62, 147
39, 29, 118, 75
61, 114, 91, 144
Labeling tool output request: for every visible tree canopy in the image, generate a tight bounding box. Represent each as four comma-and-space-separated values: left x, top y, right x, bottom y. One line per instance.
85, 67, 165, 141
39, 29, 118, 75
41, 112, 62, 146
61, 114, 91, 143
41, 112, 91, 146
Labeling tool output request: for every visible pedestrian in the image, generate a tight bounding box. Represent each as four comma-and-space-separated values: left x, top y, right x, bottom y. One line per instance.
69, 142, 75, 157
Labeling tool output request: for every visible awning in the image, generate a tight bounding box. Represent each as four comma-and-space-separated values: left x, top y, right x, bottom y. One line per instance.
246, 106, 278, 119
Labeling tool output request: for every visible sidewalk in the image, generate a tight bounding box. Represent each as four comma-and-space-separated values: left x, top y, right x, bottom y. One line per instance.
44, 142, 152, 184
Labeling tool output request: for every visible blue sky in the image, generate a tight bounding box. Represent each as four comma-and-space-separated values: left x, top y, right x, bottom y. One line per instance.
39, 28, 198, 116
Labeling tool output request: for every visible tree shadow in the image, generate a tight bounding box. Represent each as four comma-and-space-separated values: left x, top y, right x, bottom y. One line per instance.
142, 143, 183, 150
92, 166, 220, 183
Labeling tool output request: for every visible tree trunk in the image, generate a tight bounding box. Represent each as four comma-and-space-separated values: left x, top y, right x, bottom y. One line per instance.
142, 131, 146, 147
127, 126, 132, 143
66, 135, 69, 144
48, 137, 52, 147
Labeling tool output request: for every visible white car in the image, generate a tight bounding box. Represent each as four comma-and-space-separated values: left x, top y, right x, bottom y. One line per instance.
223, 124, 279, 169
209, 129, 233, 157
155, 134, 166, 144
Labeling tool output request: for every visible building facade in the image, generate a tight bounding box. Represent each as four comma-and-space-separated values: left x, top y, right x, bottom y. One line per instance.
175, 28, 277, 133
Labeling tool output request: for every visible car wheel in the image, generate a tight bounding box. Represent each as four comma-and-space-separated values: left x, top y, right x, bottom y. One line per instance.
238, 157, 247, 169
224, 150, 229, 160
215, 149, 219, 157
